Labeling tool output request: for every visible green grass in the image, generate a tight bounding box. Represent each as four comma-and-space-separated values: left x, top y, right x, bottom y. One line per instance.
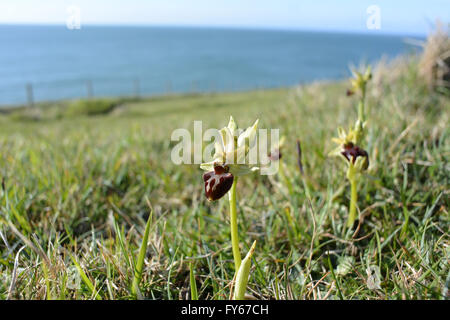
0, 56, 448, 300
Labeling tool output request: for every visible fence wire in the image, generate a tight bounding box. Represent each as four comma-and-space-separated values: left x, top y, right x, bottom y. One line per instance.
0, 76, 300, 108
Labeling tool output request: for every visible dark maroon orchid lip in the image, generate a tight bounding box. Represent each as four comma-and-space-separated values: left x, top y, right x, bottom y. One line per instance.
203, 164, 234, 201
341, 142, 369, 170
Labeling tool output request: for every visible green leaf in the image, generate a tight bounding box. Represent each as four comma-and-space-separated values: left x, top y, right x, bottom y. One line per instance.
189, 263, 198, 300
336, 256, 355, 276
233, 241, 256, 300
70, 254, 102, 300
131, 211, 153, 298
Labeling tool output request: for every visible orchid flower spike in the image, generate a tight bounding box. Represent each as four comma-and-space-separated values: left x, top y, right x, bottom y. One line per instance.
329, 127, 369, 175
201, 116, 260, 201
200, 116, 260, 176
349, 66, 372, 93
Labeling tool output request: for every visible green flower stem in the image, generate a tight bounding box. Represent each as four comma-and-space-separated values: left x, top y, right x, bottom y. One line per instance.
131, 211, 152, 298
347, 178, 358, 228
278, 160, 293, 196
229, 177, 241, 271
358, 101, 365, 123
358, 86, 366, 123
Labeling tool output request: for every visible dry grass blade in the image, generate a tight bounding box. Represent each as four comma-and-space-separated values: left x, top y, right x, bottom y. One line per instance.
419, 21, 450, 89
7, 245, 26, 300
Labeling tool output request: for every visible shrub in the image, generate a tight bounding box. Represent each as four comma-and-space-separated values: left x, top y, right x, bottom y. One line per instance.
65, 99, 118, 116
419, 22, 450, 91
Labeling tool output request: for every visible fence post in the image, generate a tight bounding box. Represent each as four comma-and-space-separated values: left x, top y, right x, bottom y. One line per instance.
86, 80, 93, 98
26, 83, 34, 108
133, 78, 140, 98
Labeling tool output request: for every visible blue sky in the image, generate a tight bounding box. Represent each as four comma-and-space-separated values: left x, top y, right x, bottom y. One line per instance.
0, 0, 448, 36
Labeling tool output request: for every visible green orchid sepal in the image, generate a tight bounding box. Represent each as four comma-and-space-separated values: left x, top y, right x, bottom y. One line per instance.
201, 116, 260, 177
346, 156, 368, 182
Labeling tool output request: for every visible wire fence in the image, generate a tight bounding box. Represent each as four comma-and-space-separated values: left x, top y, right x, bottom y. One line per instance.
0, 76, 300, 108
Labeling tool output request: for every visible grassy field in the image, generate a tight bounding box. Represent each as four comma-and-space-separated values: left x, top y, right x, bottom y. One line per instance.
0, 56, 448, 300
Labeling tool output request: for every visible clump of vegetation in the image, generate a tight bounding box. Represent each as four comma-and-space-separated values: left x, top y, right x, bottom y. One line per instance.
419, 22, 450, 91
5, 102, 66, 122
65, 98, 119, 116
2, 97, 128, 122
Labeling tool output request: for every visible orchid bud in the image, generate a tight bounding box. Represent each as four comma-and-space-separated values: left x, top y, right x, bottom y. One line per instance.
203, 164, 234, 201
268, 148, 282, 161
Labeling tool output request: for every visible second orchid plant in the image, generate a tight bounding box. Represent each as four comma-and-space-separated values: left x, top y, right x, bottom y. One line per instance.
330, 67, 372, 230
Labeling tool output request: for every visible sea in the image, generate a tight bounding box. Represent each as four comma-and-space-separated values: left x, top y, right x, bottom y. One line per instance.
0, 25, 423, 106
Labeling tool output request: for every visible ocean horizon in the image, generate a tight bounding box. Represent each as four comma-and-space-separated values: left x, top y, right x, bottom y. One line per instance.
0, 24, 424, 106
